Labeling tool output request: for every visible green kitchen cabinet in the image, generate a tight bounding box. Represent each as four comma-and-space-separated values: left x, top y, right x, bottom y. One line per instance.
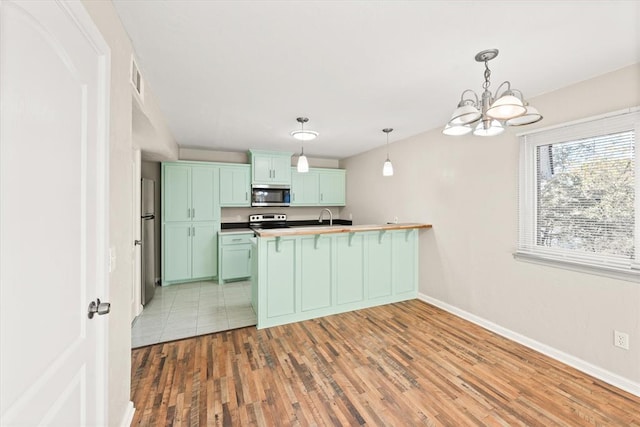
163, 221, 218, 284
319, 169, 346, 206
249, 150, 292, 186
218, 232, 253, 283
162, 163, 220, 222
219, 164, 250, 207
290, 169, 319, 206
162, 162, 221, 285
290, 168, 346, 207
254, 227, 422, 329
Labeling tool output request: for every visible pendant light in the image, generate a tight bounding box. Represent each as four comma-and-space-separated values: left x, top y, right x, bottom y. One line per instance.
292, 117, 316, 173
382, 128, 394, 177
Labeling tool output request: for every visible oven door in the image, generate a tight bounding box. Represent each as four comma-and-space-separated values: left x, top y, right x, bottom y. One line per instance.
251, 186, 290, 207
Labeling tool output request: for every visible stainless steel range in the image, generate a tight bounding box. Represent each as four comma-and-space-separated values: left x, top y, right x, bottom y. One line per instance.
249, 213, 288, 230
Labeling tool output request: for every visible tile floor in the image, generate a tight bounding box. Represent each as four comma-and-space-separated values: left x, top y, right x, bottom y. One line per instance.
131, 280, 256, 348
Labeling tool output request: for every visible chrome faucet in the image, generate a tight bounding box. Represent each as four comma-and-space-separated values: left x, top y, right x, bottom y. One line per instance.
318, 208, 333, 226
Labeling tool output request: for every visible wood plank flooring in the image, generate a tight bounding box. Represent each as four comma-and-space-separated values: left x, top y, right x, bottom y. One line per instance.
131, 300, 640, 426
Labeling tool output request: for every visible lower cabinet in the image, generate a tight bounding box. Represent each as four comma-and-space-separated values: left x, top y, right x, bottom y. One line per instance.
254, 228, 420, 329
163, 221, 219, 285
218, 232, 253, 284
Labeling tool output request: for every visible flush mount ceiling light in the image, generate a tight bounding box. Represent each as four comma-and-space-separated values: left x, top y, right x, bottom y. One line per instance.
382, 128, 394, 177
293, 117, 313, 173
291, 117, 318, 141
443, 49, 543, 137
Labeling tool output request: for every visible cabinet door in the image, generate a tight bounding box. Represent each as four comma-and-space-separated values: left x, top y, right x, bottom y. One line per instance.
252, 155, 273, 183
191, 166, 218, 221
164, 223, 192, 282
291, 169, 319, 206
220, 166, 250, 206
191, 222, 218, 279
163, 165, 191, 222
269, 155, 292, 185
221, 245, 252, 280
319, 170, 346, 206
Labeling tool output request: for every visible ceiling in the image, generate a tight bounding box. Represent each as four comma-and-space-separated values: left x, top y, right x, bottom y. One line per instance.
113, 1, 639, 160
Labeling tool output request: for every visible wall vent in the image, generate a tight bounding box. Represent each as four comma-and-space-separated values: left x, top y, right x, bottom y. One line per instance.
130, 56, 144, 102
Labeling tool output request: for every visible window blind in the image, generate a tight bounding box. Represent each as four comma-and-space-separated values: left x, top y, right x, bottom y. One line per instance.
518, 109, 640, 272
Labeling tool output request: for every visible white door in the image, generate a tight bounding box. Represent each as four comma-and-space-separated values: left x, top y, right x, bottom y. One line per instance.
0, 1, 110, 425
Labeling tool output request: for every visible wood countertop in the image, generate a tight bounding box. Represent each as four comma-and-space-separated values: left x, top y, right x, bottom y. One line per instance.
254, 223, 432, 237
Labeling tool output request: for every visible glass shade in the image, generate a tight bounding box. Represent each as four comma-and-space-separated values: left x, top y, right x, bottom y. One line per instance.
382, 159, 394, 176
449, 104, 482, 125
473, 119, 504, 136
486, 94, 526, 120
291, 130, 319, 141
505, 105, 543, 126
297, 154, 309, 172
442, 123, 472, 136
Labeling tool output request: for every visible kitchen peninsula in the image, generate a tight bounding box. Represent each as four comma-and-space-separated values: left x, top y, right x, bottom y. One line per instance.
252, 223, 431, 329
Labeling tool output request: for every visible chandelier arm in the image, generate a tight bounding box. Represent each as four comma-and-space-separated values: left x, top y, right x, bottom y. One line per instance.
493, 81, 513, 98
510, 88, 527, 103
459, 89, 479, 106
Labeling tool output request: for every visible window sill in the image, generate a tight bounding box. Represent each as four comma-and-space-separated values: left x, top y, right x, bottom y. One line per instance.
513, 252, 640, 283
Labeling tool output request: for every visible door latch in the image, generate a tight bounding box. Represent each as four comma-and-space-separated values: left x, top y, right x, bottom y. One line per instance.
88, 298, 111, 319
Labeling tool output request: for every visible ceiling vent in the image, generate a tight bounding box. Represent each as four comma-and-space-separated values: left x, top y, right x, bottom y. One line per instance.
130, 55, 144, 102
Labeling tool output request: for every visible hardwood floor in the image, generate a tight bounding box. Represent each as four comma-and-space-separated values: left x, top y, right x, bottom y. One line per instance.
131, 300, 640, 426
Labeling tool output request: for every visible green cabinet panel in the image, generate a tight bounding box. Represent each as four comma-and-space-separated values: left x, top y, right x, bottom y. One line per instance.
319, 169, 346, 206
335, 234, 365, 305
265, 238, 296, 318
191, 166, 219, 221
393, 230, 418, 294
367, 232, 393, 299
249, 150, 292, 186
163, 223, 191, 282
291, 169, 319, 206
219, 165, 250, 207
163, 165, 191, 222
191, 222, 218, 278
300, 236, 332, 312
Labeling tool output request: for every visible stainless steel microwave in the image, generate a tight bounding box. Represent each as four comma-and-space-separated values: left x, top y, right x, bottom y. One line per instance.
251, 185, 291, 207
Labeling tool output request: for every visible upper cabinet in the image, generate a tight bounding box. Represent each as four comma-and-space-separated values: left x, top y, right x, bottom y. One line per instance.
219, 164, 251, 207
163, 163, 220, 222
249, 150, 292, 186
291, 168, 346, 206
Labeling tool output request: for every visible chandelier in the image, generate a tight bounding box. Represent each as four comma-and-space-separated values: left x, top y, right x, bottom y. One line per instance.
443, 49, 542, 137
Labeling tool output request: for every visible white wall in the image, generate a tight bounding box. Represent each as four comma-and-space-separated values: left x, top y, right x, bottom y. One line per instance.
82, 1, 179, 424
341, 64, 640, 387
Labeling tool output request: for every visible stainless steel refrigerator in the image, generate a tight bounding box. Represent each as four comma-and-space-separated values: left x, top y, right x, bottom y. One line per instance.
141, 178, 156, 305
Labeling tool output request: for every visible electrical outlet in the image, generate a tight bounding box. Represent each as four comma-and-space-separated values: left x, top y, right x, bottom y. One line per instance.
614, 330, 629, 350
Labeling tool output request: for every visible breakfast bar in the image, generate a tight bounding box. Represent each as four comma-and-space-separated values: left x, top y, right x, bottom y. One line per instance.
251, 223, 432, 329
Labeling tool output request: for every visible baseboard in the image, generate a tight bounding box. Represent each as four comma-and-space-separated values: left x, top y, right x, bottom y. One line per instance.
119, 401, 135, 427
417, 293, 640, 397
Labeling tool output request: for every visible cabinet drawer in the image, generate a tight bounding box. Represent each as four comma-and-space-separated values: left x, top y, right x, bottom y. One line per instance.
220, 233, 254, 245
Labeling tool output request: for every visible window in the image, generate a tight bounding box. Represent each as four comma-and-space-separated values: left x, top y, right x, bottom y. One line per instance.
517, 108, 640, 280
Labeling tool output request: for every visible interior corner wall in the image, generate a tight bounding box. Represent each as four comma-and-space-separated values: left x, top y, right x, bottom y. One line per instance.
82, 1, 178, 424
341, 64, 640, 386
